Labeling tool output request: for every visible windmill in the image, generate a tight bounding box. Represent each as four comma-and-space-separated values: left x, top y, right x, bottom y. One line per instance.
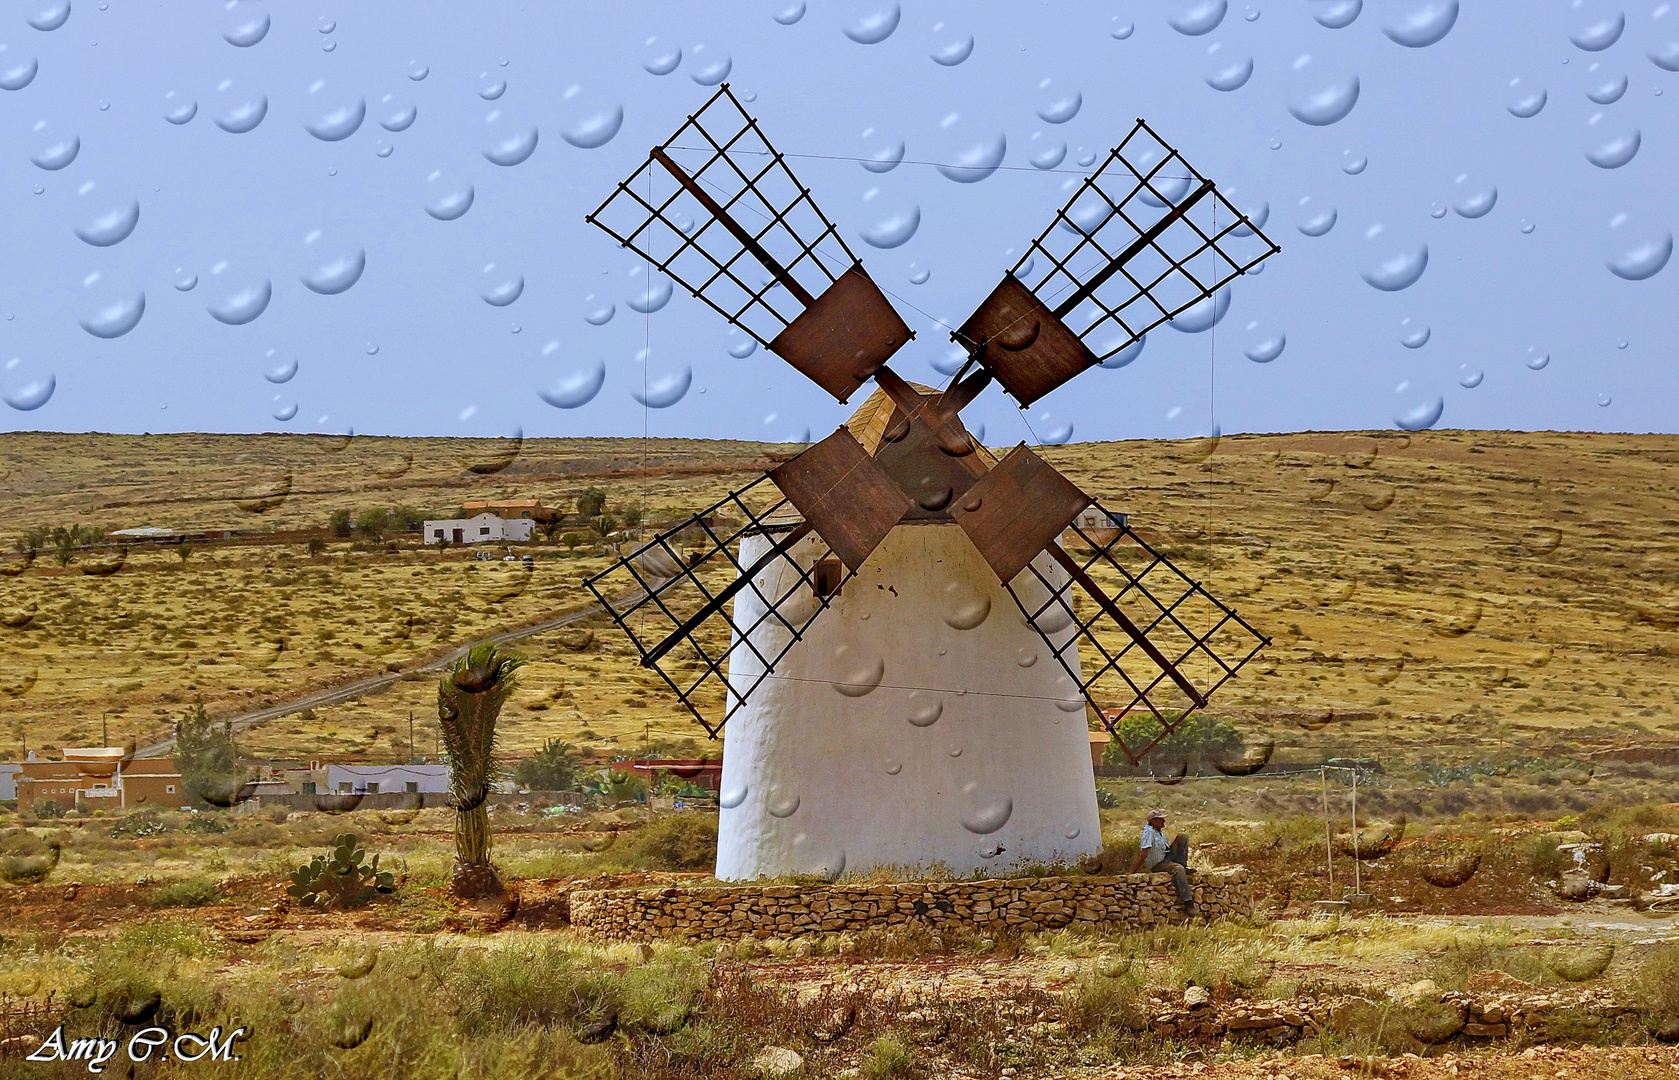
583, 86, 1278, 880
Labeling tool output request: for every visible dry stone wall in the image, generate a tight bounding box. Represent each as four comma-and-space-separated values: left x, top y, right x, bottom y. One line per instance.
568, 867, 1251, 941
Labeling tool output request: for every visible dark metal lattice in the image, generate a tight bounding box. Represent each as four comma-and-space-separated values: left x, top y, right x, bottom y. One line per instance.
585, 83, 861, 349
581, 474, 853, 737
1008, 119, 1280, 365
1006, 501, 1271, 765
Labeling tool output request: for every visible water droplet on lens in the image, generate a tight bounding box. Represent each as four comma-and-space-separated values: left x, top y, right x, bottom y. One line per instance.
1526, 348, 1550, 370
936, 132, 1006, 183
265, 358, 298, 383
1520, 219, 1536, 234
908, 266, 930, 285
860, 206, 920, 248
1454, 186, 1497, 219
425, 179, 475, 221
208, 279, 272, 325
884, 759, 902, 775
174, 270, 197, 291
301, 248, 365, 294
214, 93, 268, 134
644, 46, 681, 75
774, 1, 806, 24
3, 373, 54, 411
1311, 0, 1361, 29
627, 274, 673, 313
318, 17, 335, 33
96, 99, 108, 111
28, 2, 70, 31
844, 3, 901, 44
1269, 137, 1282, 149
1616, 337, 1628, 349
1570, 11, 1625, 51
1383, 0, 1458, 47
960, 788, 1013, 834
942, 580, 991, 629
1606, 232, 1671, 279
1399, 319, 1430, 348
1098, 334, 1146, 369
375, 140, 392, 157
1508, 88, 1547, 117
321, 39, 335, 52
1167, 285, 1231, 331
408, 61, 428, 80
766, 784, 800, 817
690, 53, 731, 85
860, 138, 906, 173
932, 34, 974, 66
947, 744, 963, 758
380, 101, 417, 131
1395, 393, 1444, 431
1289, 73, 1360, 125
1207, 56, 1254, 91
585, 300, 615, 325
631, 359, 692, 409
1361, 242, 1428, 291
727, 337, 757, 357
479, 79, 506, 101
1586, 127, 1641, 169
31, 133, 78, 170
366, 343, 379, 355
272, 401, 298, 421
484, 125, 539, 165
1246, 6, 1261, 20
719, 783, 747, 809
1037, 88, 1082, 123
1597, 393, 1613, 407
223, 10, 269, 46
1030, 140, 1067, 169
73, 198, 139, 246
562, 104, 621, 149
482, 273, 523, 307
907, 690, 942, 727
1458, 366, 1483, 388
1111, 21, 1135, 39
1342, 153, 1368, 174
78, 291, 144, 338
1016, 646, 1038, 667
305, 97, 365, 141
1244, 330, 1286, 363
538, 360, 605, 409
1169, 0, 1227, 36
0, 56, 39, 91
1588, 73, 1628, 104
1653, 41, 1679, 72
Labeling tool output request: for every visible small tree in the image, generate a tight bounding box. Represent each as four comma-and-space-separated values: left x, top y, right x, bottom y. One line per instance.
437, 644, 527, 900
355, 508, 391, 539
306, 536, 327, 557
538, 519, 564, 543
514, 739, 582, 792
1102, 712, 1244, 768
173, 698, 241, 807
328, 509, 353, 538
391, 506, 426, 533
576, 487, 607, 520
176, 543, 194, 564
619, 505, 644, 531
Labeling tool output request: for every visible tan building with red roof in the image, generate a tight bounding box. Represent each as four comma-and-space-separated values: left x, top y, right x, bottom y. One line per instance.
15, 748, 184, 813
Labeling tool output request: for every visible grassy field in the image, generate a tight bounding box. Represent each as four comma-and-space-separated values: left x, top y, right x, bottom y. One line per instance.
1, 429, 1677, 768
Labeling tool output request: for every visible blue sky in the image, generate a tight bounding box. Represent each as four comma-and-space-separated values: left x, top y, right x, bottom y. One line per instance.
0, 0, 1674, 443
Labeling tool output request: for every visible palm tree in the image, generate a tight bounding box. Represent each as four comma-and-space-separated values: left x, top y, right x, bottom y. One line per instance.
437, 644, 526, 899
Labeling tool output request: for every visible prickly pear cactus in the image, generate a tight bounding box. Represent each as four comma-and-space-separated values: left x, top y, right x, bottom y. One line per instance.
285, 833, 394, 909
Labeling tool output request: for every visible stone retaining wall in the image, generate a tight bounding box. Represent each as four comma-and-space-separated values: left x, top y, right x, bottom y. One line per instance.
568, 867, 1251, 941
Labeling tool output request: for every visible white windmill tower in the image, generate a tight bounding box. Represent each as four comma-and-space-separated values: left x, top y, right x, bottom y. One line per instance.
584, 87, 1277, 880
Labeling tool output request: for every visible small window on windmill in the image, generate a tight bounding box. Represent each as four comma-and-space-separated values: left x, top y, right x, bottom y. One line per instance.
813, 558, 844, 600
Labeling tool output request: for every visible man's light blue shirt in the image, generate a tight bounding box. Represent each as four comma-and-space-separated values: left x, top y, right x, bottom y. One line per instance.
1140, 824, 1169, 854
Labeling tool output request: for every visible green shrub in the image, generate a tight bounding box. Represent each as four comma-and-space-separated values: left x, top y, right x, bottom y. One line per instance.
1102, 712, 1243, 766
629, 815, 717, 871
514, 739, 582, 792
287, 833, 395, 909
150, 877, 221, 908
861, 1034, 915, 1078
1634, 941, 1679, 1021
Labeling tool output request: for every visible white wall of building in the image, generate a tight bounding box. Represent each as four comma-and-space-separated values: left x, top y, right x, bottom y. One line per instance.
421, 513, 535, 545
715, 523, 1101, 881
327, 763, 451, 793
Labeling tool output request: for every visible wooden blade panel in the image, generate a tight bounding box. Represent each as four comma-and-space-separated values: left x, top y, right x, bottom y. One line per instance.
769, 267, 913, 403
954, 275, 1097, 407
770, 427, 913, 570
950, 443, 1093, 583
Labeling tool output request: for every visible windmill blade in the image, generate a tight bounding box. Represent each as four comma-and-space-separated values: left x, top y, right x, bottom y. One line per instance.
586, 84, 912, 403
582, 474, 854, 736
769, 427, 914, 571
954, 119, 1279, 406
1004, 502, 1271, 765
949, 443, 1092, 583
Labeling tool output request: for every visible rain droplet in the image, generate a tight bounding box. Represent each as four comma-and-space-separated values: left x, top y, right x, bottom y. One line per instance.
321, 39, 335, 52
318, 17, 335, 33
1400, 320, 1430, 348
78, 292, 144, 338
272, 402, 298, 421
718, 783, 748, 809
425, 182, 475, 221
1570, 12, 1625, 52
73, 199, 139, 246
1167, 285, 1231, 331
766, 784, 800, 817
936, 133, 1006, 183
960, 788, 1013, 835
1063, 825, 1082, 840
223, 11, 269, 46
1041, 421, 1073, 445
305, 98, 365, 141
482, 274, 523, 307
1016, 646, 1038, 667
174, 270, 197, 291
375, 140, 392, 157
301, 249, 365, 294
484, 125, 538, 165
627, 274, 673, 313
1606, 232, 1671, 280
690, 53, 731, 85
1616, 337, 1628, 349
1520, 219, 1536, 234
1653, 42, 1679, 72
1458, 366, 1483, 388
1586, 129, 1640, 168
1597, 393, 1613, 407
844, 3, 901, 44
1037, 89, 1082, 123
1030, 140, 1067, 169
1207, 57, 1254, 91
1298, 207, 1337, 237
1245, 6, 1261, 20
1098, 334, 1146, 369
727, 337, 757, 357
860, 206, 920, 248
1289, 74, 1360, 125
1244, 331, 1286, 363
1342, 153, 1368, 174
478, 79, 506, 101
947, 744, 963, 758
1169, 0, 1227, 36
1111, 21, 1135, 39
214, 94, 268, 134
1269, 137, 1282, 149
3, 374, 54, 411
861, 138, 905, 173
932, 34, 974, 66
538, 361, 605, 409
585, 300, 615, 325
408, 61, 428, 81
832, 645, 885, 696
31, 134, 79, 170
1526, 348, 1550, 370
631, 363, 692, 409
773, 2, 806, 25
265, 358, 298, 383
908, 266, 930, 285
1312, 0, 1361, 28
907, 691, 942, 727
366, 343, 379, 355
1395, 394, 1444, 431
942, 580, 991, 629
1362, 243, 1429, 291
643, 47, 681, 76
380, 101, 417, 131
1382, 0, 1458, 48
1587, 73, 1628, 104
1508, 88, 1547, 117
28, 2, 70, 32
562, 105, 621, 149
208, 279, 272, 325
0, 56, 39, 91
1455, 186, 1497, 219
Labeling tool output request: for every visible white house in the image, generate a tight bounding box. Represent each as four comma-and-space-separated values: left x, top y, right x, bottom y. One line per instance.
422, 512, 536, 545
325, 763, 451, 794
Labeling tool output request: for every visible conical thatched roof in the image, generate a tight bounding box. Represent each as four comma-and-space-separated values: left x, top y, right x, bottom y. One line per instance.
842, 383, 998, 465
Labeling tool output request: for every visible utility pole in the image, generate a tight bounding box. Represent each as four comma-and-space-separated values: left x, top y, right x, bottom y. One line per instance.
408, 712, 414, 764
102, 713, 108, 748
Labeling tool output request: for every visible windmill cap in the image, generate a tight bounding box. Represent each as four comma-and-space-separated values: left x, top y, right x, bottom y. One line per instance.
1147, 809, 1167, 820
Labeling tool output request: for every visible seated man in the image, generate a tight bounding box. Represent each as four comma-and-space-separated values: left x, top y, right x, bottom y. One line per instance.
1128, 808, 1195, 913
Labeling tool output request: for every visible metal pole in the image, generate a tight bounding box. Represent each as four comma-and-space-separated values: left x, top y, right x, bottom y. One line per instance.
1322, 766, 1334, 896
408, 712, 414, 764
1350, 768, 1362, 900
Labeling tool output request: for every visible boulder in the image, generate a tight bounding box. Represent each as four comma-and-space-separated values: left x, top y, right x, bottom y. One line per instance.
751, 1046, 804, 1077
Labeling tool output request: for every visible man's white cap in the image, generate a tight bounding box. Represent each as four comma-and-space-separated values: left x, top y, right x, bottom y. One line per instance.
1147, 809, 1167, 819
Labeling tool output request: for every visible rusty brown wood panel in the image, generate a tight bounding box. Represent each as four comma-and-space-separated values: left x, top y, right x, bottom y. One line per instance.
769, 267, 913, 403
950, 443, 1093, 583
953, 275, 1097, 407
769, 427, 913, 570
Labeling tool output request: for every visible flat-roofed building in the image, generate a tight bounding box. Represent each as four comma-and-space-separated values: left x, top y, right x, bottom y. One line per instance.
15, 749, 185, 812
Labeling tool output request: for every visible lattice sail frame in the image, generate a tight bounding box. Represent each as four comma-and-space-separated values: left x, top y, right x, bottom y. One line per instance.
1005, 502, 1271, 765
585, 84, 860, 350
1012, 119, 1280, 364
582, 475, 854, 738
